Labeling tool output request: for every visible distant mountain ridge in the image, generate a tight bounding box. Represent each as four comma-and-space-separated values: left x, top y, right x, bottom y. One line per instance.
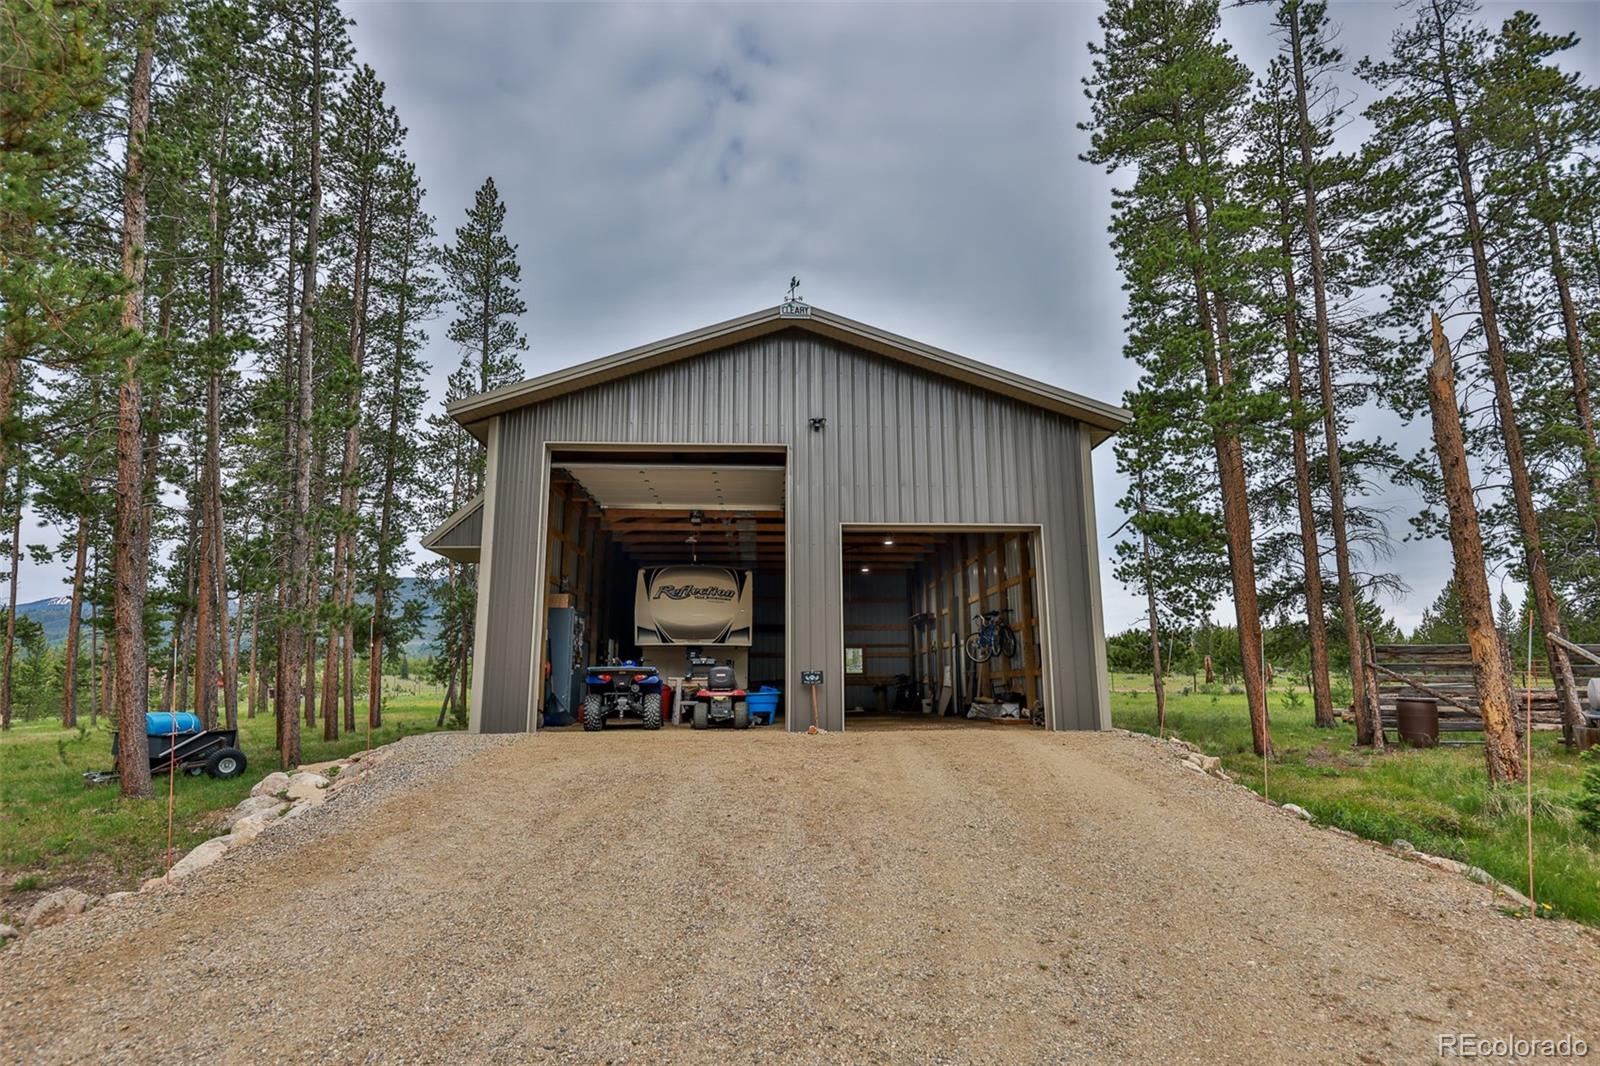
11, 576, 440, 655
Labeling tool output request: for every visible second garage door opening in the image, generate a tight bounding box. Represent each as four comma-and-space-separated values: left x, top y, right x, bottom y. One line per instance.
841, 527, 1049, 728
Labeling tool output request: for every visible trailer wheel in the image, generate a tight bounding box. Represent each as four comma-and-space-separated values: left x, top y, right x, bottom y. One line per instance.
642, 693, 662, 730
205, 748, 247, 780
735, 704, 750, 730
583, 695, 605, 732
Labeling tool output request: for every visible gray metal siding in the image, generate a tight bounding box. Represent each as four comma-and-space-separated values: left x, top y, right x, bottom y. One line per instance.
432, 502, 483, 549
475, 328, 1108, 733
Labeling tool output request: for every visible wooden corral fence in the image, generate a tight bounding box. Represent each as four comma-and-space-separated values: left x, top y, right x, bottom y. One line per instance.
1365, 642, 1600, 736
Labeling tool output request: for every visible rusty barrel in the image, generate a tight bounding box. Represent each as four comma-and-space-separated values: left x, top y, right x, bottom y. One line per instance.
1395, 696, 1439, 748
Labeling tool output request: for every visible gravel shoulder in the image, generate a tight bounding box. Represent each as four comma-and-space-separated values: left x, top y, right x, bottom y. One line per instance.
3, 724, 1597, 1064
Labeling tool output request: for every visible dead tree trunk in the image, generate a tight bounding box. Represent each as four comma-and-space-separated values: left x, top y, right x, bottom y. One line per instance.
1428, 315, 1522, 783
1434, 2, 1584, 744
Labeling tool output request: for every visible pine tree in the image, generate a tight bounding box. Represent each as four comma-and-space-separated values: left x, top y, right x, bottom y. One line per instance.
263, 0, 351, 766
1280, 0, 1373, 733
426, 176, 529, 723
111, 2, 157, 797
1361, 0, 1585, 743
1245, 57, 1336, 728
319, 64, 404, 740
442, 177, 528, 401
364, 161, 439, 728
0, 0, 113, 487
1084, 0, 1276, 756
1413, 580, 1466, 644
1476, 12, 1600, 547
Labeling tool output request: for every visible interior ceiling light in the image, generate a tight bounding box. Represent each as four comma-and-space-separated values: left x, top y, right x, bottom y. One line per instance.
860, 566, 870, 573
883, 537, 894, 546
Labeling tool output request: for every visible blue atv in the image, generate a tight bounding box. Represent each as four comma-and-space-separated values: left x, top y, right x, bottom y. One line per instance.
583, 661, 664, 731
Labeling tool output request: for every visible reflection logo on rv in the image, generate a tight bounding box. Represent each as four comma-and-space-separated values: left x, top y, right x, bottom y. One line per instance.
635, 566, 754, 645
651, 583, 736, 602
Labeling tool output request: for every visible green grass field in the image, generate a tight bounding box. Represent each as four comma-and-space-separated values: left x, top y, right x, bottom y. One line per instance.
1110, 672, 1600, 925
1, 681, 453, 920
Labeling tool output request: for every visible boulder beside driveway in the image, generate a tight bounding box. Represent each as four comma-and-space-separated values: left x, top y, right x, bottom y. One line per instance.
166, 838, 232, 882
250, 771, 291, 799
26, 889, 92, 929
285, 772, 330, 804
223, 794, 285, 828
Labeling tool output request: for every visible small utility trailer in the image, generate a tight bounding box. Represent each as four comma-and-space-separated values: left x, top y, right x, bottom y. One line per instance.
84, 712, 247, 786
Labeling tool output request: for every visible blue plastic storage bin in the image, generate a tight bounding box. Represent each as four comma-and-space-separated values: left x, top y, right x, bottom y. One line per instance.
145, 711, 202, 736
746, 687, 781, 725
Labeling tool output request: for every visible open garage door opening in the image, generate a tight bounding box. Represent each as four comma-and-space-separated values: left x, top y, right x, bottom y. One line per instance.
841, 527, 1049, 729
535, 448, 787, 730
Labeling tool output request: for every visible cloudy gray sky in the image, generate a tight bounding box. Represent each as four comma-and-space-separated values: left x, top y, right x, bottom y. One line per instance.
19, 0, 1598, 634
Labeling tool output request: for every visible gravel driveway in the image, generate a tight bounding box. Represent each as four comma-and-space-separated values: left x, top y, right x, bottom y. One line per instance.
4, 723, 1597, 1064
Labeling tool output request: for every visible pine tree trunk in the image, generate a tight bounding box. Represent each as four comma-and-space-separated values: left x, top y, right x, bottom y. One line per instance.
0, 325, 17, 498
304, 593, 319, 729
113, 27, 154, 797
1187, 132, 1271, 757
1177, 184, 1271, 755
335, 177, 374, 736
220, 500, 239, 730
210, 400, 234, 728
246, 591, 260, 719
275, 122, 300, 763
281, 3, 328, 769
1434, 7, 1584, 744
62, 511, 89, 728
1141, 527, 1166, 735
89, 562, 100, 728
193, 480, 217, 728
1427, 315, 1522, 783
175, 491, 199, 714
100, 636, 112, 728
1287, 3, 1367, 737
321, 605, 339, 741
1, 479, 20, 731
342, 618, 355, 732
368, 219, 417, 730
437, 653, 458, 729
1279, 234, 1336, 728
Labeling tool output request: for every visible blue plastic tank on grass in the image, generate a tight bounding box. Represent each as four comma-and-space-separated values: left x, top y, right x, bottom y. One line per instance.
746, 687, 781, 725
145, 711, 202, 736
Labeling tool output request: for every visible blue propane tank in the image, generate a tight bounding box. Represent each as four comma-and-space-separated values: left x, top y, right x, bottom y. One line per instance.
145, 711, 201, 736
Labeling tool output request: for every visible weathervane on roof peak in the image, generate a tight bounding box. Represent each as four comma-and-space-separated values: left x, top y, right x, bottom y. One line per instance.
780, 276, 811, 318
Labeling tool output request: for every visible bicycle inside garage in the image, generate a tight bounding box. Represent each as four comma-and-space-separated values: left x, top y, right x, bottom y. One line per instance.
839, 526, 1050, 729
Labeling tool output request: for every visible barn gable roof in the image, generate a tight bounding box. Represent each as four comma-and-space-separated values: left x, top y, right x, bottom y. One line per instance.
447, 304, 1131, 445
